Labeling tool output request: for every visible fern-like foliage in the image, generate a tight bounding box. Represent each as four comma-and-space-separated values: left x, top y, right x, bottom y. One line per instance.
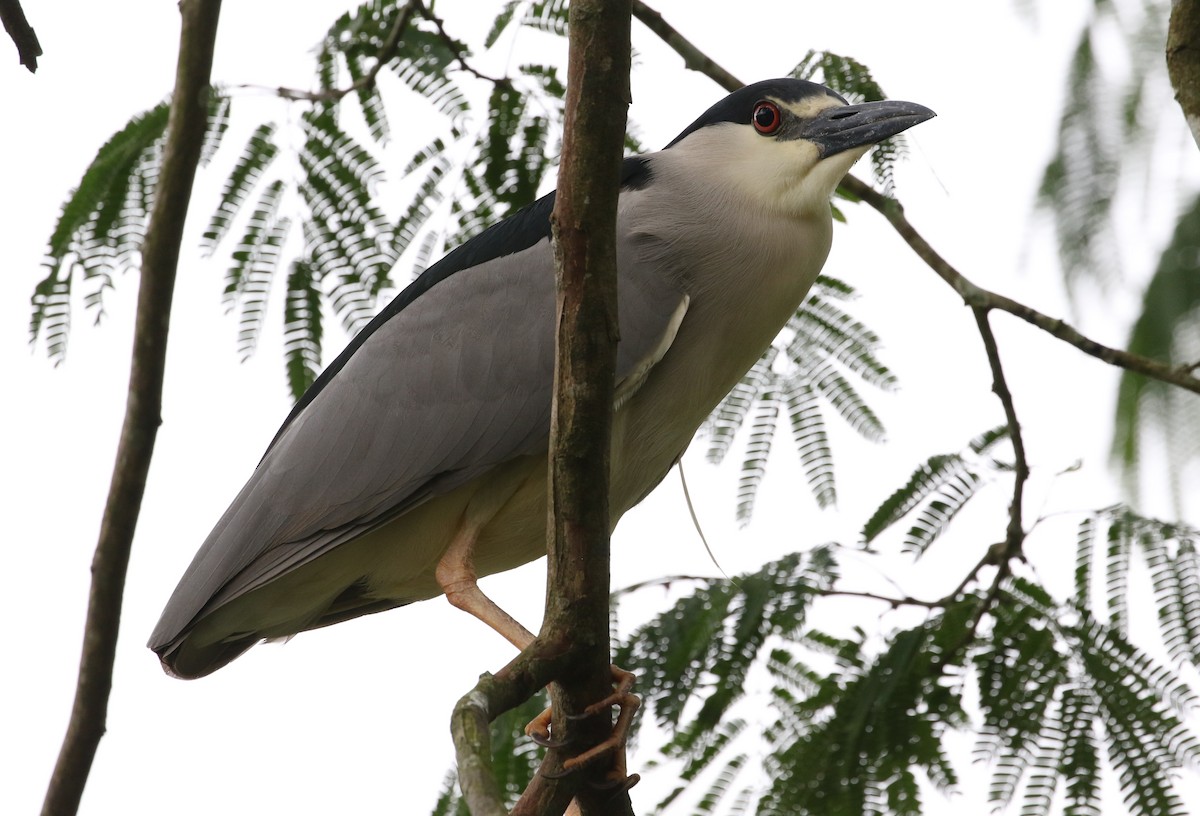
615, 550, 835, 739
1074, 504, 1200, 662
283, 256, 323, 398
223, 181, 290, 360
1030, 1, 1200, 497
201, 122, 280, 255
317, 0, 469, 140
30, 93, 228, 362
607, 553, 1200, 816
1036, 0, 1171, 295
297, 107, 396, 335
861, 425, 1010, 557
1037, 30, 1123, 292
791, 50, 906, 193
425, 538, 1200, 816
702, 276, 897, 524
277, 2, 575, 395
1111, 191, 1200, 509
758, 604, 973, 816
521, 0, 570, 36
975, 578, 1200, 816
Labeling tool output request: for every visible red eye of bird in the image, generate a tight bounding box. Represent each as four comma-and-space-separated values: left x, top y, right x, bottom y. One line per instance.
752, 101, 782, 135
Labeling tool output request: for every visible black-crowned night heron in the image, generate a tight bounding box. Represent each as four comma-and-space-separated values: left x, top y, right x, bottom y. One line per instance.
149, 79, 933, 681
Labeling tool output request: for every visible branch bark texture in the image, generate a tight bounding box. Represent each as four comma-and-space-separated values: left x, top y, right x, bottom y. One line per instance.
1169, 0, 1200, 149
543, 0, 633, 812
451, 3, 634, 814
41, 2, 222, 814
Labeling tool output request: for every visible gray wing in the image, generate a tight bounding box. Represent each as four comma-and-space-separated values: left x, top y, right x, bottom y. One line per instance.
149, 228, 686, 651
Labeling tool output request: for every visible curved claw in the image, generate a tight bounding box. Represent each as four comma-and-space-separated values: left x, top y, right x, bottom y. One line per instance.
529, 665, 643, 788
539, 764, 576, 780
589, 772, 641, 794
524, 705, 554, 744
528, 731, 573, 749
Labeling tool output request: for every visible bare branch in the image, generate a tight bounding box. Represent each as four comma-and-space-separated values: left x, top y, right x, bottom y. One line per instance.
40, 2, 223, 814
842, 176, 1200, 397
620, 574, 948, 610
815, 587, 947, 609
630, 0, 742, 92
971, 307, 1029, 556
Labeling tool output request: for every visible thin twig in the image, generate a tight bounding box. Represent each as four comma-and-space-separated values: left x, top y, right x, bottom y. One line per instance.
924, 308, 1034, 668
678, 462, 735, 584
618, 572, 947, 610
615, 574, 712, 596
414, 0, 507, 84
938, 543, 1003, 605
242, 0, 418, 103
814, 587, 947, 609
972, 307, 1029, 557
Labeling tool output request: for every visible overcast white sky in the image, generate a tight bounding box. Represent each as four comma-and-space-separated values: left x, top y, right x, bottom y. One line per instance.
4, 1, 1197, 814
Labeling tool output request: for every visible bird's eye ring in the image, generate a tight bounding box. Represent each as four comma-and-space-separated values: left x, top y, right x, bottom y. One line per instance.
752, 101, 782, 135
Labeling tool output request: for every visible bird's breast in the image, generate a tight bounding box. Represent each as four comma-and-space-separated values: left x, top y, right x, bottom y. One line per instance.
609, 198, 832, 514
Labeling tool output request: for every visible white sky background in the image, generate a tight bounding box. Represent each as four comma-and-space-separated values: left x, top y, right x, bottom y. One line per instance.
3, 1, 1197, 814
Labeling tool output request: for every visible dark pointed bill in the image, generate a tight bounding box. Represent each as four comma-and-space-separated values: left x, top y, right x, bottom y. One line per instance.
797, 100, 935, 158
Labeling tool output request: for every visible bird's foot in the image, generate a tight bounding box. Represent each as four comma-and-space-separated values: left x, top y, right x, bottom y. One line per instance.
528, 666, 641, 791
524, 706, 564, 747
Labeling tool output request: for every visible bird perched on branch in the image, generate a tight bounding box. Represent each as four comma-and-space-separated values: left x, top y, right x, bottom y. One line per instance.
150, 78, 933, 681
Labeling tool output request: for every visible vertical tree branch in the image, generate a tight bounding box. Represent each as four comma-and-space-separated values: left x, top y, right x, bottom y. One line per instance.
41, 2, 222, 814
543, 0, 633, 813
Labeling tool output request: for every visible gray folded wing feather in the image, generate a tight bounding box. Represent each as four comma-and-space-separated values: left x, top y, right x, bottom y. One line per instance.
149, 225, 686, 651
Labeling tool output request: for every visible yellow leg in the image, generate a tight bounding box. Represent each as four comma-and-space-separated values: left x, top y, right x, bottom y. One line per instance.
434, 522, 535, 650
434, 516, 639, 792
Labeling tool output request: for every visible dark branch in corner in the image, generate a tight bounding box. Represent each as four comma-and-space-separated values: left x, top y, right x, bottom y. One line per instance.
40, 2, 223, 815
0, 0, 40, 72
1167, 0, 1200, 150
